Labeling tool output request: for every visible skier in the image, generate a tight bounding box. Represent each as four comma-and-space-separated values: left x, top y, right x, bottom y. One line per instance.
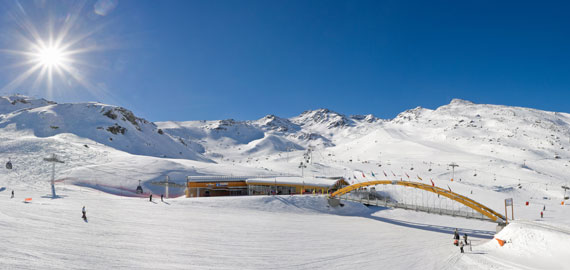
161, 194, 164, 202
541, 211, 543, 218
463, 233, 468, 245
11, 190, 14, 199
149, 194, 153, 202
82, 206, 87, 220
543, 205, 546, 211
459, 240, 465, 253
453, 229, 460, 246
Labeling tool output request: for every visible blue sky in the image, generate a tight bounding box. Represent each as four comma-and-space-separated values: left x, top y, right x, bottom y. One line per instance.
0, 0, 569, 121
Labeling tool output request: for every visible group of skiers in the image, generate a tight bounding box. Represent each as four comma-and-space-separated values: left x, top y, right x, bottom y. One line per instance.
79, 194, 166, 222
453, 228, 468, 253
149, 194, 165, 202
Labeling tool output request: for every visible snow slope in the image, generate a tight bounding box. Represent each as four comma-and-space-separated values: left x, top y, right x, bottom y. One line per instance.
0, 96, 210, 161
1, 95, 570, 269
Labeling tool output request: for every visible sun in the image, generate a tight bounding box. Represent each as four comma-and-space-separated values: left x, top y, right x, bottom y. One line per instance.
0, 1, 112, 99
36, 45, 66, 68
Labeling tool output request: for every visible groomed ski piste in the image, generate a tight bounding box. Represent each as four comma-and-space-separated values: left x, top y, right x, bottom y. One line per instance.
1, 95, 570, 269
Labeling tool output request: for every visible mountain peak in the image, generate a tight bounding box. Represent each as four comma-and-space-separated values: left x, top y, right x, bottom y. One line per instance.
255, 114, 299, 132
292, 108, 353, 128
351, 114, 379, 123
449, 98, 475, 106
0, 95, 57, 115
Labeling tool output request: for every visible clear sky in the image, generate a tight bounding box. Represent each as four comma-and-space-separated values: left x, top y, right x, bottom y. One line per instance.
0, 0, 569, 121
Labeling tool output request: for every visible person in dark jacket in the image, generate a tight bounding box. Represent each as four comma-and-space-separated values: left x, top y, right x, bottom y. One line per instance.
11, 190, 14, 198
463, 233, 468, 245
161, 194, 164, 202
150, 194, 153, 202
82, 206, 87, 220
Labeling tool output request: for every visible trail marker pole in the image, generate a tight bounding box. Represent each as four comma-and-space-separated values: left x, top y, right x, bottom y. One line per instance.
505, 198, 514, 223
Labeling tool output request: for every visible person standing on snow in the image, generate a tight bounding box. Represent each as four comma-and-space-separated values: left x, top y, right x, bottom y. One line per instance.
459, 240, 464, 253
161, 194, 164, 202
541, 211, 543, 218
463, 233, 468, 245
82, 206, 87, 220
453, 229, 460, 246
149, 194, 153, 202
11, 190, 14, 198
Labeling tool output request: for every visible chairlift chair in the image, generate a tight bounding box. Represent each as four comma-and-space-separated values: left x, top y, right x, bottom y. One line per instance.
136, 180, 144, 194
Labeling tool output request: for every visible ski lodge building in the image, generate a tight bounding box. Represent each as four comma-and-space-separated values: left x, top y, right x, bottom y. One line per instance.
185, 176, 348, 197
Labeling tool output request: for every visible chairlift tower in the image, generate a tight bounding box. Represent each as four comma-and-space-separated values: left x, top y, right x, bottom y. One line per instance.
299, 162, 307, 177
448, 162, 459, 181
562, 185, 570, 200
43, 154, 64, 198
151, 175, 185, 198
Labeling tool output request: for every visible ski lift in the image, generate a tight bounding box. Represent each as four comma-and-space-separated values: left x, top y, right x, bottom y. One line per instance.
136, 180, 143, 194
5, 159, 12, 170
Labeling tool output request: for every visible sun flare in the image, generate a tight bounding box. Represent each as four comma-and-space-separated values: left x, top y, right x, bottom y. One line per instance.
0, 1, 108, 98
36, 45, 66, 68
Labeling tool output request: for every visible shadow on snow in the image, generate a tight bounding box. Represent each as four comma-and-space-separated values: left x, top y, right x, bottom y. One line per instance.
363, 206, 495, 239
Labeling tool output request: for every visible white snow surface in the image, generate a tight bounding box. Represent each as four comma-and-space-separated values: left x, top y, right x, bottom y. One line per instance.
1, 96, 570, 269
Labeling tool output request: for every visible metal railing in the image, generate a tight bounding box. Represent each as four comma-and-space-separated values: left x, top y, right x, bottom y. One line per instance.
339, 191, 490, 221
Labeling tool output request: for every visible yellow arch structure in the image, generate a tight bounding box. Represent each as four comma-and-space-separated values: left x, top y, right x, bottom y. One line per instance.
331, 180, 506, 222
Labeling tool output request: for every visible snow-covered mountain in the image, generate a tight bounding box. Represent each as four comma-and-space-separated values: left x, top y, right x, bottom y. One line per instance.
1, 94, 569, 198
0, 95, 210, 162
157, 99, 570, 164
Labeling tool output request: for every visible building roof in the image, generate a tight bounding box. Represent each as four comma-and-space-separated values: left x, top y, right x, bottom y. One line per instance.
187, 175, 277, 183
246, 177, 347, 189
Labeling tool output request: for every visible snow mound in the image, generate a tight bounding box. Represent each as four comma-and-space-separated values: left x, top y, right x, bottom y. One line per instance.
485, 220, 570, 269
245, 135, 303, 154
178, 195, 373, 216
